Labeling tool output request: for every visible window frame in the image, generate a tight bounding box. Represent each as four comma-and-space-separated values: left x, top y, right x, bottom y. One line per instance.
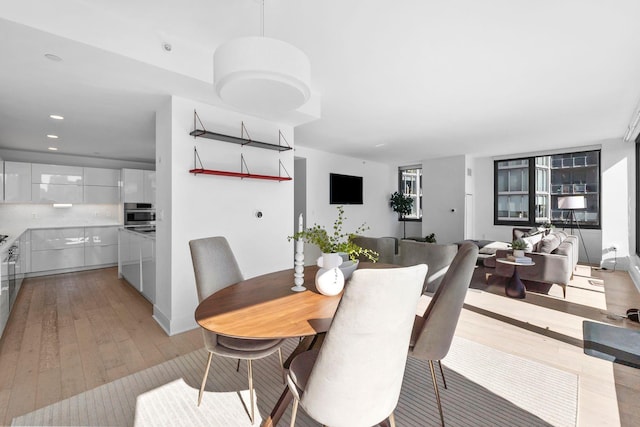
398, 165, 422, 222
494, 149, 601, 229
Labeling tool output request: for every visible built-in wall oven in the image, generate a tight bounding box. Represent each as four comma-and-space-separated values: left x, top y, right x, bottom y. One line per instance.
124, 203, 156, 226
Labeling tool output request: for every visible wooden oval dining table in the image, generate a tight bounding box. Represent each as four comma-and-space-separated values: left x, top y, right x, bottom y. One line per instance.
194, 262, 396, 427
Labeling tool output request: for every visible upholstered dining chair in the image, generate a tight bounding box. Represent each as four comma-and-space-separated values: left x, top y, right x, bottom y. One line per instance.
189, 236, 285, 425
408, 242, 478, 426
286, 264, 428, 427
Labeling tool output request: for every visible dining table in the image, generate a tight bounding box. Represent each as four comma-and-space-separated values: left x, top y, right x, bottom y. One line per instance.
194, 262, 397, 427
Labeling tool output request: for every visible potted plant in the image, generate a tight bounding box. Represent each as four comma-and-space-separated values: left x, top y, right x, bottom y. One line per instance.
510, 238, 527, 258
390, 191, 414, 239
288, 205, 379, 263
289, 206, 379, 296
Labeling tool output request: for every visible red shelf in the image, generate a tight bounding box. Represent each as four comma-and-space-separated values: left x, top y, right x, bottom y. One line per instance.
189, 168, 292, 181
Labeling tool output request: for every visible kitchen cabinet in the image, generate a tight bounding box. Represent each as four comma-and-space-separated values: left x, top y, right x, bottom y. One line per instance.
32, 183, 83, 203
85, 226, 118, 266
83, 168, 121, 203
32, 164, 84, 185
0, 250, 9, 338
31, 164, 84, 203
30, 228, 85, 272
118, 228, 155, 303
143, 170, 156, 205
4, 161, 32, 202
140, 237, 155, 303
122, 169, 155, 204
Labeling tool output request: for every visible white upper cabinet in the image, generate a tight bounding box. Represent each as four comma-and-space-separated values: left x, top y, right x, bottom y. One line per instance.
83, 167, 121, 203
122, 168, 155, 203
143, 170, 156, 204
4, 161, 32, 202
83, 167, 120, 186
32, 164, 84, 185
31, 163, 83, 203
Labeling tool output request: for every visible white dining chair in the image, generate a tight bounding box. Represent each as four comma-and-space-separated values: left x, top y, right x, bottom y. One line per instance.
286, 264, 428, 427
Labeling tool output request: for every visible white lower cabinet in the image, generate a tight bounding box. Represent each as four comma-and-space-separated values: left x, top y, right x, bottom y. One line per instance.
30, 226, 119, 273
85, 226, 118, 266
118, 229, 155, 303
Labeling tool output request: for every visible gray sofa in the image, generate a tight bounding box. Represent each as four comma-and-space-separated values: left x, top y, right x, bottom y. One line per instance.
484, 229, 578, 298
352, 236, 458, 293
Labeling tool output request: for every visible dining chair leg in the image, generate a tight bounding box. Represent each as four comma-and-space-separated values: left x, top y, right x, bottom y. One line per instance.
248, 360, 254, 424
389, 411, 397, 427
290, 398, 299, 427
437, 360, 447, 389
429, 360, 445, 426
278, 348, 285, 384
198, 352, 213, 406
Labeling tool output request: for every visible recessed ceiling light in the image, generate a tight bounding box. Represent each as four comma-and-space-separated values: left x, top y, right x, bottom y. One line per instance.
44, 53, 62, 62
49, 114, 64, 120
48, 147, 59, 151
46, 134, 59, 139
375, 143, 385, 147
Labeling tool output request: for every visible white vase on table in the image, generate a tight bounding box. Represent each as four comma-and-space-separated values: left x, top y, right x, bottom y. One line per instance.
315, 253, 345, 296
513, 249, 525, 258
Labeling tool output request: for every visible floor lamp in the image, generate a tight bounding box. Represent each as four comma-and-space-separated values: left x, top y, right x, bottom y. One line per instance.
558, 195, 590, 265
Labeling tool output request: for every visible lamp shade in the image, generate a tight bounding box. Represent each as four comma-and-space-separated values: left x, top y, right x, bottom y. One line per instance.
214, 36, 311, 113
557, 195, 586, 210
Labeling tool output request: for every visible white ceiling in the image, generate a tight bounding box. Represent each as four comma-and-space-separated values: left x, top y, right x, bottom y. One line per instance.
2, 0, 640, 165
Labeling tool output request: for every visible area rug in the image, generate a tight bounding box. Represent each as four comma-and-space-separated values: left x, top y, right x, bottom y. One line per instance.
583, 320, 640, 368
12, 336, 578, 427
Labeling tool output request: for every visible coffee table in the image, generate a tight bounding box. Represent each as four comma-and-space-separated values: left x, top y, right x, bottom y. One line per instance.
496, 257, 535, 298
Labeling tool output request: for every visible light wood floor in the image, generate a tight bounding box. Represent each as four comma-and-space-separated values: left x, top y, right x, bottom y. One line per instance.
0, 265, 639, 426
0, 267, 202, 426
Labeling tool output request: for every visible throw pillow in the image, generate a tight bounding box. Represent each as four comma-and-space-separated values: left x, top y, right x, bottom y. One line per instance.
522, 233, 544, 252
539, 233, 561, 253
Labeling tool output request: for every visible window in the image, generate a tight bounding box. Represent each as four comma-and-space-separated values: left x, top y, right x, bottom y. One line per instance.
399, 166, 422, 220
494, 150, 600, 228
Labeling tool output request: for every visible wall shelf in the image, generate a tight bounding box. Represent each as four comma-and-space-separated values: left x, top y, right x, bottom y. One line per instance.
188, 168, 292, 181
188, 111, 292, 182
189, 110, 292, 151
189, 129, 292, 152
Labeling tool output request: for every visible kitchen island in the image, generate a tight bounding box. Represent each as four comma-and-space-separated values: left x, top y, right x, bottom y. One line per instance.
118, 227, 156, 304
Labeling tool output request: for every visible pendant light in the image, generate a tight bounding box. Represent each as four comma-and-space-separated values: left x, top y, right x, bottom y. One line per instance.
213, 0, 311, 113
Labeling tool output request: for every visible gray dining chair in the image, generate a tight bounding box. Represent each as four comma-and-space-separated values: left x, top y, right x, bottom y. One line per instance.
189, 236, 285, 425
286, 264, 428, 427
408, 242, 478, 426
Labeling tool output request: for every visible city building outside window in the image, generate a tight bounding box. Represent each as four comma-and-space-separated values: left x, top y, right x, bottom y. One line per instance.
399, 166, 422, 221
494, 150, 600, 228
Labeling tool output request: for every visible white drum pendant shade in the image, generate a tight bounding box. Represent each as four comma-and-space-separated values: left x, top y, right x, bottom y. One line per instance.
214, 36, 311, 112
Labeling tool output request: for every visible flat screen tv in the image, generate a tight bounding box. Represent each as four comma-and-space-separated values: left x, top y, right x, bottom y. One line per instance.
330, 173, 363, 205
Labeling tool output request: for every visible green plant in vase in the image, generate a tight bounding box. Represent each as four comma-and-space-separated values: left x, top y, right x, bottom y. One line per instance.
390, 191, 414, 239
288, 205, 379, 262
510, 238, 527, 257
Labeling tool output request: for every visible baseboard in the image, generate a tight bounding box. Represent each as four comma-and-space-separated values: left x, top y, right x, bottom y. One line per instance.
627, 256, 640, 294
152, 306, 198, 336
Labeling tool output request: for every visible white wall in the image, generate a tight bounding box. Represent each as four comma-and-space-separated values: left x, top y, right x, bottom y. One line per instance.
422, 155, 467, 244
155, 96, 296, 335
293, 146, 396, 262
601, 139, 634, 270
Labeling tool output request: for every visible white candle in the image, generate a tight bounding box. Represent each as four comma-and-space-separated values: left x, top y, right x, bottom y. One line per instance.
298, 213, 303, 232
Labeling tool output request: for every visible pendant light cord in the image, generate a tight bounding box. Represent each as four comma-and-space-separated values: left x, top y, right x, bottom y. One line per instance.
261, 0, 265, 36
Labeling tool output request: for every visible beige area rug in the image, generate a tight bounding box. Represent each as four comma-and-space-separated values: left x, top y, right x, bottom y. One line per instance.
12, 336, 577, 427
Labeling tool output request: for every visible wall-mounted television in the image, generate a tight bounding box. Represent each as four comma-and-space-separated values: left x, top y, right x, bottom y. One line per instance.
330, 173, 363, 205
